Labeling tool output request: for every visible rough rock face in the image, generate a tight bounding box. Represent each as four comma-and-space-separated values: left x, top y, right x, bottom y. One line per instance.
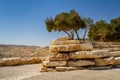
42, 61, 67, 67
21, 57, 41, 64
49, 43, 93, 52
68, 60, 95, 67
56, 36, 72, 41
0, 57, 22, 66
51, 40, 80, 45
40, 38, 120, 72
55, 67, 84, 71
49, 44, 81, 52
49, 52, 69, 60
110, 51, 120, 57
80, 43, 93, 51
69, 50, 110, 59
95, 57, 115, 66
0, 57, 42, 66
114, 57, 120, 65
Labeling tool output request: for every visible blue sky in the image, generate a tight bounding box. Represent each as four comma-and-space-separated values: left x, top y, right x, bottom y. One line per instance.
0, 0, 120, 46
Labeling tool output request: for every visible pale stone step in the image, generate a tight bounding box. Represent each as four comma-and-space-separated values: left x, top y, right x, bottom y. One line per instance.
80, 43, 93, 51
49, 52, 69, 61
98, 48, 120, 51
0, 57, 22, 66
68, 60, 95, 67
57, 36, 72, 41
50, 40, 80, 45
110, 51, 120, 57
49, 44, 81, 52
55, 67, 84, 71
95, 57, 115, 66
114, 57, 120, 65
69, 50, 110, 59
42, 61, 67, 67
47, 68, 56, 72
49, 43, 93, 52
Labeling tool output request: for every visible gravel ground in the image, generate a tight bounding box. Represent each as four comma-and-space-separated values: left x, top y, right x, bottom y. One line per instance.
0, 64, 120, 80
0, 64, 41, 80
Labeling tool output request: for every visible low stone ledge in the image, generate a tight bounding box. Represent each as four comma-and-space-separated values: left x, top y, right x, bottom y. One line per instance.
55, 67, 84, 71
95, 57, 115, 66
0, 57, 22, 66
0, 57, 42, 67
42, 61, 67, 67
21, 57, 41, 64
49, 52, 69, 61
114, 57, 120, 65
56, 36, 72, 41
110, 51, 120, 57
80, 43, 93, 51
69, 50, 110, 59
68, 60, 95, 67
50, 40, 80, 45
49, 44, 81, 52
99, 48, 120, 51
47, 68, 56, 72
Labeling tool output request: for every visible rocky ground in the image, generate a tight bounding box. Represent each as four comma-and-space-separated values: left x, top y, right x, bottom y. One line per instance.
0, 64, 120, 80
0, 44, 49, 58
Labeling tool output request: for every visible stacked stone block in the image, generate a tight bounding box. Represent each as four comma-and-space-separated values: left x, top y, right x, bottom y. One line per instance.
40, 38, 120, 72
93, 42, 120, 51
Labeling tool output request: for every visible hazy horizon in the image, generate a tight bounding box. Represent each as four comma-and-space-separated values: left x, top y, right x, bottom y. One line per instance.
0, 0, 120, 46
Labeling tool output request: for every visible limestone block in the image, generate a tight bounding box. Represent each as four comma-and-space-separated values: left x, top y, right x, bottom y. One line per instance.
42, 61, 67, 67
49, 44, 81, 52
55, 67, 84, 71
93, 42, 109, 48
69, 50, 110, 59
21, 57, 41, 64
49, 52, 69, 60
68, 60, 95, 67
47, 68, 56, 72
109, 45, 120, 48
57, 36, 72, 41
51, 40, 80, 45
0, 59, 5, 66
114, 57, 120, 65
95, 57, 115, 66
40, 60, 50, 72
2, 57, 22, 66
101, 48, 120, 51
80, 43, 93, 51
110, 51, 120, 57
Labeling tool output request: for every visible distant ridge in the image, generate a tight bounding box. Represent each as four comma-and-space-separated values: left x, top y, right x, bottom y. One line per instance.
0, 44, 42, 48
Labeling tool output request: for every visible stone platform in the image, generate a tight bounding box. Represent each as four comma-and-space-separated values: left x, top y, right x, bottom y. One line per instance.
40, 37, 120, 72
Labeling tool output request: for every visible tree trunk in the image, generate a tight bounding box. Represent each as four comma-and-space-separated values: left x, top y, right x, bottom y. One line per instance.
64, 31, 71, 36
83, 28, 87, 42
75, 30, 80, 40
70, 30, 74, 40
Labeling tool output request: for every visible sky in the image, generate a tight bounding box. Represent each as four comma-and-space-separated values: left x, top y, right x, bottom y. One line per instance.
0, 0, 120, 46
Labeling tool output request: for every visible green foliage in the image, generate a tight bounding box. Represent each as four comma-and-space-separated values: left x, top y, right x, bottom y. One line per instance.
45, 9, 86, 40
88, 17, 120, 42
45, 17, 54, 32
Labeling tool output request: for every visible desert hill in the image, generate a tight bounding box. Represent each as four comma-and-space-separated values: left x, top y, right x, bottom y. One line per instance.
0, 44, 49, 58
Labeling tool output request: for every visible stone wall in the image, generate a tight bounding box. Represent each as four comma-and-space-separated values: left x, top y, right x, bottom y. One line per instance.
93, 42, 120, 51
40, 39, 120, 72
0, 57, 42, 66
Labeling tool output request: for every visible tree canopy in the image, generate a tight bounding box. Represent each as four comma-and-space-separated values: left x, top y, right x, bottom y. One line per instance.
45, 9, 86, 40
88, 17, 120, 42
45, 10, 120, 42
